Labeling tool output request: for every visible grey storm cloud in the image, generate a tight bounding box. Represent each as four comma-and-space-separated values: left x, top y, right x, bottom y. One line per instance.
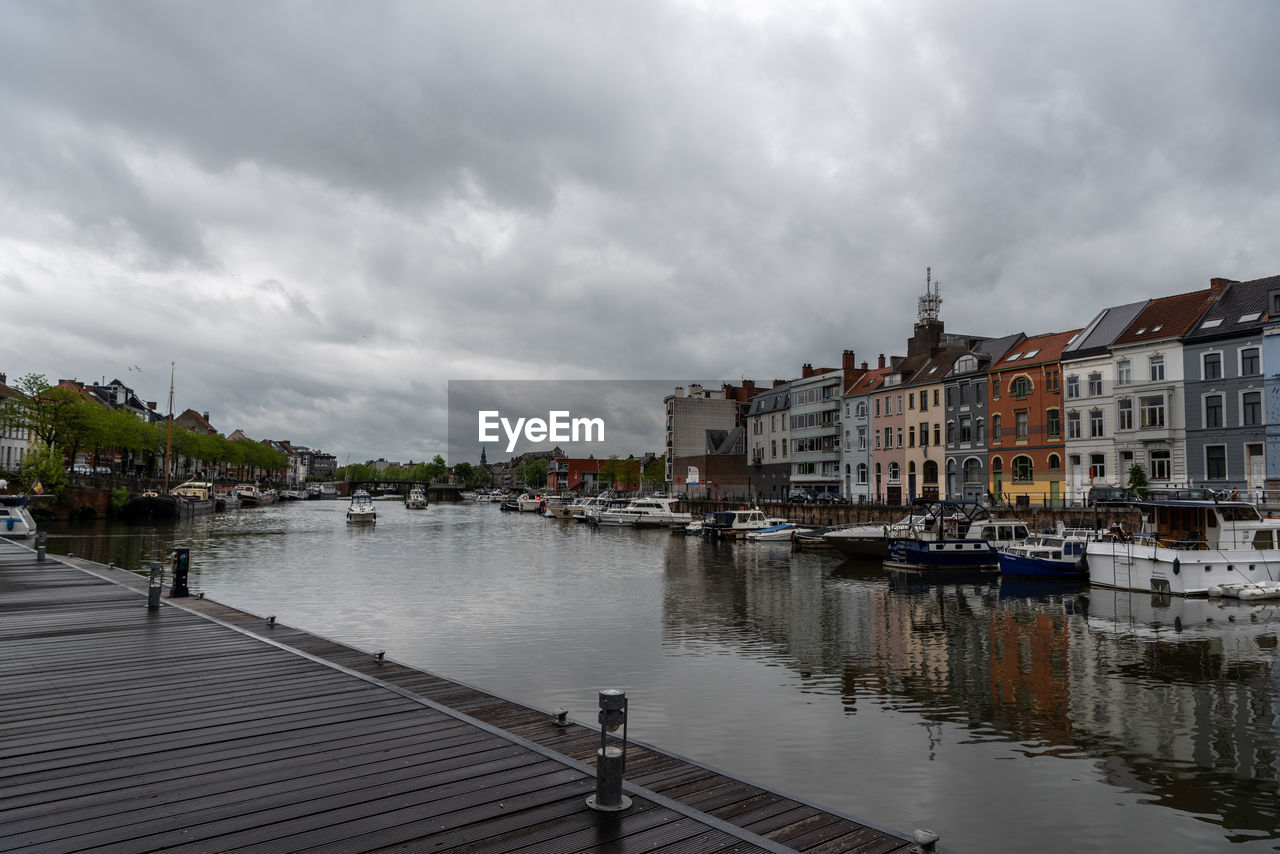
1, 0, 1278, 463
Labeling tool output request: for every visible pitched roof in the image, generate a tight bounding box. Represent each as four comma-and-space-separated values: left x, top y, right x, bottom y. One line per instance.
1184, 274, 1280, 341
847, 367, 892, 395
1061, 300, 1149, 358
906, 346, 970, 386
1111, 288, 1219, 347
993, 329, 1082, 368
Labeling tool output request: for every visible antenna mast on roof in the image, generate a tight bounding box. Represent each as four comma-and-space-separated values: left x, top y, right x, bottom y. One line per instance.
918, 267, 942, 323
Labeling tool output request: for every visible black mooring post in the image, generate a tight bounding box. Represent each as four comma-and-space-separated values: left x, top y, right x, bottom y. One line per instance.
170, 547, 190, 597
147, 562, 163, 609
35, 531, 47, 562
586, 689, 631, 812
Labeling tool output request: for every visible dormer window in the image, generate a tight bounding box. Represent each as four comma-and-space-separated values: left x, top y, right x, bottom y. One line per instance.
1201, 318, 1224, 329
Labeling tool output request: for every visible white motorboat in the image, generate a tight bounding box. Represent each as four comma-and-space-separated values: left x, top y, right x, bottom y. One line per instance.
823, 513, 929, 558
405, 487, 428, 509
0, 494, 38, 537
346, 490, 377, 525
517, 494, 543, 512
593, 497, 693, 528
1087, 498, 1280, 596
701, 508, 774, 539
745, 521, 810, 542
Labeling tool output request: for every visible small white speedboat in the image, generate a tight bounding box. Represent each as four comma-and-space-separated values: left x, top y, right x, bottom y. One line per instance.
745, 521, 809, 542
346, 490, 377, 525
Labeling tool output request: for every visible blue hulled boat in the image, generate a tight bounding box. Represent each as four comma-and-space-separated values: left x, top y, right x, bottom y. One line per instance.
996, 528, 1093, 579
885, 499, 1029, 571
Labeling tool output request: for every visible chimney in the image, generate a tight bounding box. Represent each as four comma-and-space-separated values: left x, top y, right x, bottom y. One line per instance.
1209, 277, 1237, 295
147, 401, 156, 410
842, 350, 858, 373
203, 411, 210, 422
772, 378, 787, 388
801, 363, 814, 378
861, 362, 868, 370
878, 354, 886, 369
0, 373, 6, 385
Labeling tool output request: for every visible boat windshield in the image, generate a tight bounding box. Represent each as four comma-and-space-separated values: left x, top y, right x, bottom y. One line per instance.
1219, 505, 1262, 522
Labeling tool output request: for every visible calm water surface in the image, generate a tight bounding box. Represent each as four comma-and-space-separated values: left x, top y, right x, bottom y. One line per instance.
37, 501, 1280, 853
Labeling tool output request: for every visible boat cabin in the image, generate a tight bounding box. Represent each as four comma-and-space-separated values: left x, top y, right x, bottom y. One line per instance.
1139, 499, 1276, 549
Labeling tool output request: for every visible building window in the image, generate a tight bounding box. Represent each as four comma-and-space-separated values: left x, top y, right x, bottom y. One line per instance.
1140, 395, 1165, 429
908, 393, 916, 410
1090, 454, 1106, 480
1089, 409, 1104, 438
959, 415, 972, 443
1243, 390, 1262, 426
1012, 455, 1033, 483
856, 401, 867, 418
1067, 411, 1081, 439
1088, 373, 1102, 395
857, 463, 868, 484
1116, 360, 1131, 386
946, 421, 955, 444
933, 389, 940, 407
1048, 454, 1061, 471
1205, 394, 1223, 429
896, 427, 903, 447
920, 422, 929, 447
1206, 445, 1227, 480
1203, 352, 1221, 380
1150, 450, 1171, 480
1117, 398, 1133, 430
991, 376, 1000, 400
908, 426, 916, 447
946, 386, 954, 407
1066, 375, 1079, 398
897, 395, 903, 414
991, 414, 1001, 441
1149, 355, 1165, 381
884, 427, 892, 448
975, 418, 985, 443
920, 393, 928, 413
1016, 411, 1029, 441
1242, 347, 1261, 376
963, 458, 981, 483
1047, 409, 1060, 439
888, 462, 900, 483
857, 427, 866, 450
875, 399, 880, 417
1011, 376, 1030, 399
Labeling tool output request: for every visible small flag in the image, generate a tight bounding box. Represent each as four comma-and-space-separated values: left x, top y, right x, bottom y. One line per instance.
32, 480, 43, 495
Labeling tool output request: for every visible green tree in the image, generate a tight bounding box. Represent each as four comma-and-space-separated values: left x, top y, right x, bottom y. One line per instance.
18, 442, 68, 496
642, 456, 665, 492
452, 461, 473, 485
518, 457, 548, 490
1127, 464, 1149, 499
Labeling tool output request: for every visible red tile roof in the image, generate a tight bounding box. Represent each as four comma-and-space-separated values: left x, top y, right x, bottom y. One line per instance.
1111, 289, 1218, 347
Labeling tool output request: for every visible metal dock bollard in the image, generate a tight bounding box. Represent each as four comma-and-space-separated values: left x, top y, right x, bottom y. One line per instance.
147, 561, 163, 610
586, 689, 632, 812
35, 531, 47, 562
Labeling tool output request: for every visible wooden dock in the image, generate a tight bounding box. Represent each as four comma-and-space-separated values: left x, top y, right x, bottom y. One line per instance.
0, 539, 925, 854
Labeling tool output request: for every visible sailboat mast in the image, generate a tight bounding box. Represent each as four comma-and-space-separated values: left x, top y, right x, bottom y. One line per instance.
164, 362, 174, 492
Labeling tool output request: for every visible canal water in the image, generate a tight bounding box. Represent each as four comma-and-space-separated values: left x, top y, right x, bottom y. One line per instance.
32, 500, 1280, 853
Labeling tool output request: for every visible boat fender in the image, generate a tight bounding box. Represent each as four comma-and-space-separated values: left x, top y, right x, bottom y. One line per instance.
1172, 556, 1180, 575
5, 518, 12, 530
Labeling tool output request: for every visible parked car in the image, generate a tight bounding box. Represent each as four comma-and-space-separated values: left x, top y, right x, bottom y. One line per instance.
1087, 486, 1134, 507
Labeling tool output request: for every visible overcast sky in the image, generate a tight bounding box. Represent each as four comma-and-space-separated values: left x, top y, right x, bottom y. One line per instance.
2, 1, 1277, 465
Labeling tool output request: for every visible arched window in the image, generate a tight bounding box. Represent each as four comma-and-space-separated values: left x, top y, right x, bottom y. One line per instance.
1013, 455, 1034, 483
908, 461, 916, 474
845, 463, 851, 474
1048, 454, 1061, 471
963, 457, 982, 483
1011, 376, 1031, 399
992, 414, 1002, 441
857, 463, 868, 484
888, 462, 900, 482
923, 460, 939, 485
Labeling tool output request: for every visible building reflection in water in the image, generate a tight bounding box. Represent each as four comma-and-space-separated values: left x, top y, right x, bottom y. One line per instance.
661, 541, 1280, 843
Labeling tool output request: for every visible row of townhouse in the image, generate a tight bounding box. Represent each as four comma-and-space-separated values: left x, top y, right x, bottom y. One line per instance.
0, 372, 337, 484
676, 271, 1280, 505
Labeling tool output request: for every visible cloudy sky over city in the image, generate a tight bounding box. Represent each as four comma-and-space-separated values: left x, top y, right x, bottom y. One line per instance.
2, 1, 1277, 464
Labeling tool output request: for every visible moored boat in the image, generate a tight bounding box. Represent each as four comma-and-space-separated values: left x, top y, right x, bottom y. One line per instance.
744, 521, 809, 542
997, 526, 1093, 579
0, 494, 38, 537
823, 512, 929, 558
701, 508, 773, 540
405, 487, 428, 509
123, 479, 217, 519
886, 500, 1029, 571
236, 483, 279, 507
1087, 497, 1280, 596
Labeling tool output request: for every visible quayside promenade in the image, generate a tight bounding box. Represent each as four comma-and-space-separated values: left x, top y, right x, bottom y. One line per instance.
0, 539, 926, 854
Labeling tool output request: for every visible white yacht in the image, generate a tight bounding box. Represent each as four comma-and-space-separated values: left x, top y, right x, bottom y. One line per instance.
1087, 497, 1280, 596
594, 497, 692, 528
346, 490, 377, 525
405, 487, 428, 509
